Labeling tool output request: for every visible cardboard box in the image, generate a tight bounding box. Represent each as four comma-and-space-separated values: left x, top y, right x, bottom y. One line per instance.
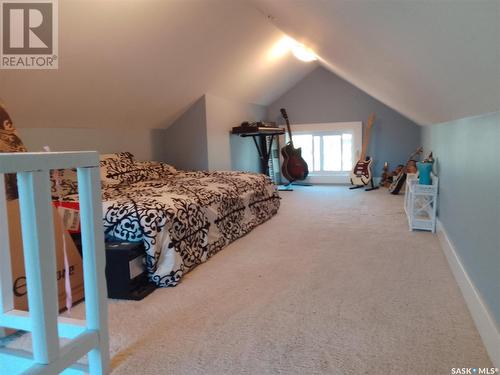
0, 200, 85, 336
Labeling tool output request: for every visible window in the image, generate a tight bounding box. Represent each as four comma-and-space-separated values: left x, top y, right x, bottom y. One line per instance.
282, 121, 362, 184
287, 132, 354, 173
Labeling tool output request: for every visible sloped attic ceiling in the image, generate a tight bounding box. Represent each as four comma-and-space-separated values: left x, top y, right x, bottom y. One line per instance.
251, 0, 500, 125
0, 0, 315, 129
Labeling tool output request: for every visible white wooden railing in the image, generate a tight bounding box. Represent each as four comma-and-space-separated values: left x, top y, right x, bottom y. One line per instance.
0, 152, 109, 374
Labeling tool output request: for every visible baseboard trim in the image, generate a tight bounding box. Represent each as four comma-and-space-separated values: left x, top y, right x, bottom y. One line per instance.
436, 219, 500, 368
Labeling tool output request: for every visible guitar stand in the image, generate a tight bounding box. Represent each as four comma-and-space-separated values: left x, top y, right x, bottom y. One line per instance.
349, 178, 379, 191
278, 184, 293, 191
278, 180, 313, 191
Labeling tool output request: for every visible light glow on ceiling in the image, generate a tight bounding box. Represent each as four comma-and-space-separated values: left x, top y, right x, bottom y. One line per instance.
268, 36, 317, 62
291, 43, 317, 62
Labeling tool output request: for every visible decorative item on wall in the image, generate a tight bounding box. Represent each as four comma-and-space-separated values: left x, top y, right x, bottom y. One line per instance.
0, 104, 28, 200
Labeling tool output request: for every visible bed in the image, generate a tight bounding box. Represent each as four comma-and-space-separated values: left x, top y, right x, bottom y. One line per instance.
56, 152, 280, 287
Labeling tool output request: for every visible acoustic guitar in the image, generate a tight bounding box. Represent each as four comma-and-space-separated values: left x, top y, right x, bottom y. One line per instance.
280, 108, 309, 182
350, 113, 376, 186
389, 147, 423, 195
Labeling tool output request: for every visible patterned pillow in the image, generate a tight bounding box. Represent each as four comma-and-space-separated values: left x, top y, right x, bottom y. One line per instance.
51, 153, 136, 198
51, 168, 78, 199
133, 161, 177, 182
99, 152, 137, 186
0, 104, 27, 200
100, 155, 178, 186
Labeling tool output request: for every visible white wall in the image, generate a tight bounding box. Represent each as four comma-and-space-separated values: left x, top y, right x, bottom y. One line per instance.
17, 127, 164, 161
162, 96, 208, 171
161, 94, 267, 172
422, 112, 500, 327
205, 94, 267, 171
422, 112, 500, 365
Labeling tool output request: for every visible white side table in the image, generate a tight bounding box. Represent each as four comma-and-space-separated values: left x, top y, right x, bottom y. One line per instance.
404, 173, 438, 233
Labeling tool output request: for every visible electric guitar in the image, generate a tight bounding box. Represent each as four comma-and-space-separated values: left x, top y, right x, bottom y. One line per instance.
280, 108, 309, 182
350, 113, 376, 186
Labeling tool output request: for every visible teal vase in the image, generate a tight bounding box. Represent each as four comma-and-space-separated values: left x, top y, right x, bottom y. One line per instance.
417, 162, 433, 185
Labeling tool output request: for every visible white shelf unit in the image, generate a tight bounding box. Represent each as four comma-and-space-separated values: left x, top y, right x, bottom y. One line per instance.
404, 173, 438, 233
0, 152, 109, 375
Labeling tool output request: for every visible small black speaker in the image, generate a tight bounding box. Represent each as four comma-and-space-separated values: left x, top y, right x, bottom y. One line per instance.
104, 240, 156, 300
70, 234, 156, 300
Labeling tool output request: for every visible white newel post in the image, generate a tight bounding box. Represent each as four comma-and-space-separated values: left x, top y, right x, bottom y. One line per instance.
17, 170, 60, 364
0, 173, 14, 338
78, 166, 110, 374
0, 151, 110, 375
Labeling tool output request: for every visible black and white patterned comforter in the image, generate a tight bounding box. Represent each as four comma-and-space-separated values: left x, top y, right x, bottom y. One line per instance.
95, 171, 280, 287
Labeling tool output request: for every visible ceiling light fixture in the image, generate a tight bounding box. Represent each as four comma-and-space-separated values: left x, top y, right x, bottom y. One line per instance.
268, 36, 318, 63
291, 43, 317, 62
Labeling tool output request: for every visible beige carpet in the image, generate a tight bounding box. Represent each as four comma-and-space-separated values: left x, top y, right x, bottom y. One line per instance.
3, 186, 492, 374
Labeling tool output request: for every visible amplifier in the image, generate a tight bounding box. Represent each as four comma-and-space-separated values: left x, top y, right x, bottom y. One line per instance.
104, 240, 156, 300
71, 234, 156, 300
